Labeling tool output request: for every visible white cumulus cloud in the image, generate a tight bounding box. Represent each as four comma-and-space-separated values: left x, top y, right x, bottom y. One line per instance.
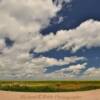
0, 0, 100, 79
34, 20, 100, 53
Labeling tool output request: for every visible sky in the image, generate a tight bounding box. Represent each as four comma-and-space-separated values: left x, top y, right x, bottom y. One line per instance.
0, 0, 100, 80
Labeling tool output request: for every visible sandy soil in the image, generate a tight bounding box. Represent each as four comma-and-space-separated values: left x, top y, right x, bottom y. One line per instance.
0, 90, 100, 100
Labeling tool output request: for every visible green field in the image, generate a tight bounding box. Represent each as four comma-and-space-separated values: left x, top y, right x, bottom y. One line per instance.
0, 81, 100, 92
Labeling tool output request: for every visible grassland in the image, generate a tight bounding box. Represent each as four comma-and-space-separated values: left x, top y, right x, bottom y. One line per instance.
0, 81, 100, 92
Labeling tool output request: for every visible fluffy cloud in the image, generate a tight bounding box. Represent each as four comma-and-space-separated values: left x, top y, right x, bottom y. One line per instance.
61, 63, 86, 73
83, 67, 100, 79
42, 56, 85, 66
0, 55, 85, 79
45, 63, 87, 80
0, 0, 100, 79
0, 0, 62, 79
54, 0, 71, 6
34, 20, 100, 53
0, 0, 60, 34
0, 0, 61, 56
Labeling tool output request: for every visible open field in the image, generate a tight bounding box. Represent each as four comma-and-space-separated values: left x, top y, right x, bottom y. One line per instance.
0, 81, 100, 92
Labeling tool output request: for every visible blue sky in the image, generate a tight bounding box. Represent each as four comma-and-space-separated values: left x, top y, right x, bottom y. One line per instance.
0, 0, 100, 80
41, 0, 100, 34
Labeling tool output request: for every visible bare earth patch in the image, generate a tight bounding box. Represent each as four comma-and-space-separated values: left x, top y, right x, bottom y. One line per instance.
0, 89, 100, 100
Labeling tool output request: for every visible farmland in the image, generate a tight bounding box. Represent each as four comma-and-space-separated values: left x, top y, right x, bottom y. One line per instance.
0, 81, 100, 92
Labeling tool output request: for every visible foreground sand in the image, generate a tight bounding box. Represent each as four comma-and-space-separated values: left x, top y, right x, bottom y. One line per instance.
0, 90, 100, 100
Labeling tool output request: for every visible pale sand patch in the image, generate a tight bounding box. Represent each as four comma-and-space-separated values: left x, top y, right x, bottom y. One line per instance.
0, 90, 100, 100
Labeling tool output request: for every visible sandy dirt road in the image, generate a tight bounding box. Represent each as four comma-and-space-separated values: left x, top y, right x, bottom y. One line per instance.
0, 90, 100, 100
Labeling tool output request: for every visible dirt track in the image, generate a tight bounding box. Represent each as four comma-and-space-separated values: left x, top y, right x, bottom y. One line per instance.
0, 90, 100, 100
